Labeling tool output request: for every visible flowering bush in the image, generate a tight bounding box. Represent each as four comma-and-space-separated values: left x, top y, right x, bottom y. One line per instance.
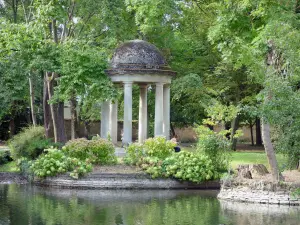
30, 147, 92, 179
62, 138, 117, 165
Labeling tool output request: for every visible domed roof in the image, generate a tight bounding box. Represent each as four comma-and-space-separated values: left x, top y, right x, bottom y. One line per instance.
110, 40, 167, 69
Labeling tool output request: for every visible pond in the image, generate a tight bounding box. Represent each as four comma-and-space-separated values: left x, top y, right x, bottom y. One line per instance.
0, 184, 299, 225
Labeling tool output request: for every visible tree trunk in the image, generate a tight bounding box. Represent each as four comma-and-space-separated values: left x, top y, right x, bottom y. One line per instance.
8, 119, 15, 138
261, 119, 283, 182
12, 0, 18, 23
170, 122, 176, 138
29, 77, 37, 126
84, 121, 89, 138
231, 115, 240, 151
255, 117, 262, 145
70, 97, 77, 140
250, 124, 254, 146
43, 74, 52, 138
56, 102, 66, 143
46, 72, 58, 143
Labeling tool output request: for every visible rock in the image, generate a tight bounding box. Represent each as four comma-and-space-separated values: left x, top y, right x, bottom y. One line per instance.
237, 164, 269, 179
249, 164, 269, 177
237, 165, 252, 179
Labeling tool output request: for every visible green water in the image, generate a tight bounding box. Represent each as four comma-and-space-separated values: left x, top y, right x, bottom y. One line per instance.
0, 184, 299, 225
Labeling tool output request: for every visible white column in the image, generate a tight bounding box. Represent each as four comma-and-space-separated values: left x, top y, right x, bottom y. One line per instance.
155, 83, 164, 136
101, 101, 110, 138
123, 82, 133, 145
138, 84, 148, 143
109, 100, 118, 144
163, 84, 171, 140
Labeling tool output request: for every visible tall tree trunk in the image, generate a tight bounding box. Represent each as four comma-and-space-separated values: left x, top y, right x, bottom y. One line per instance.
12, 0, 18, 23
262, 40, 283, 182
9, 118, 15, 138
29, 77, 37, 126
43, 74, 52, 138
70, 97, 77, 140
48, 19, 66, 143
231, 115, 240, 151
84, 121, 89, 138
46, 72, 58, 143
255, 117, 262, 145
261, 119, 283, 181
250, 124, 254, 146
57, 102, 66, 143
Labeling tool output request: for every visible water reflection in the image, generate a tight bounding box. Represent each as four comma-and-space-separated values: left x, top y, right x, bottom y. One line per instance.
220, 200, 300, 225
0, 184, 299, 225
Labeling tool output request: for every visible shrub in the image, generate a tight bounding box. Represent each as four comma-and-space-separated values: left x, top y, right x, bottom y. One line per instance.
140, 151, 220, 182
164, 151, 220, 182
9, 126, 54, 160
0, 149, 12, 165
139, 156, 163, 178
63, 138, 117, 165
17, 157, 32, 178
124, 137, 176, 166
30, 147, 93, 179
124, 143, 144, 165
195, 126, 231, 171
143, 136, 175, 159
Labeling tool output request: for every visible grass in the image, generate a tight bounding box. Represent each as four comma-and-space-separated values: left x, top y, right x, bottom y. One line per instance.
0, 161, 19, 172
230, 151, 286, 169
182, 145, 287, 170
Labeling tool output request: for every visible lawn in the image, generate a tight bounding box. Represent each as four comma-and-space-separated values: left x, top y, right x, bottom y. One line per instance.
230, 151, 286, 170
0, 161, 19, 172
182, 145, 287, 170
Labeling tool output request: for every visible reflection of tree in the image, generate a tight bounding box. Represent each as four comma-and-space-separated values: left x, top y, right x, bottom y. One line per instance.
2, 185, 299, 225
0, 185, 10, 225
1, 185, 225, 225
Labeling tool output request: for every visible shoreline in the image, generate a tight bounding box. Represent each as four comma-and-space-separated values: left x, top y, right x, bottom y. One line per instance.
2, 171, 300, 207
218, 178, 300, 206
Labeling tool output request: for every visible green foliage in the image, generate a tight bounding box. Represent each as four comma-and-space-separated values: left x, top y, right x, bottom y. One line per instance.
261, 76, 300, 168
291, 188, 300, 199
171, 74, 208, 126
0, 161, 19, 172
195, 126, 231, 171
139, 151, 221, 182
0, 149, 11, 165
125, 137, 175, 165
17, 157, 32, 177
63, 138, 117, 165
203, 102, 241, 126
143, 136, 176, 159
30, 147, 93, 179
165, 151, 220, 182
123, 143, 144, 165
9, 126, 54, 160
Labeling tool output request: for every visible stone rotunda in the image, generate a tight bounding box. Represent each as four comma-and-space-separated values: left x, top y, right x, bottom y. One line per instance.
102, 40, 176, 145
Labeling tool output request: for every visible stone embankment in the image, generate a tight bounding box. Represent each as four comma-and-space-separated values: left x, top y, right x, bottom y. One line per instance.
0, 172, 28, 184
218, 179, 300, 206
34, 172, 220, 190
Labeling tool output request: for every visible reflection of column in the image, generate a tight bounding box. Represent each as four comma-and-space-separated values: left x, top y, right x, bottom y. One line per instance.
163, 84, 170, 140
138, 84, 148, 143
109, 100, 118, 144
155, 83, 164, 136
123, 82, 133, 145
101, 101, 110, 138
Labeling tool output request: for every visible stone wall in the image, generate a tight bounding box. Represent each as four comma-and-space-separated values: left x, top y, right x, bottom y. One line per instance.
218, 179, 300, 206
34, 173, 220, 190
0, 172, 28, 184
63, 120, 257, 143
